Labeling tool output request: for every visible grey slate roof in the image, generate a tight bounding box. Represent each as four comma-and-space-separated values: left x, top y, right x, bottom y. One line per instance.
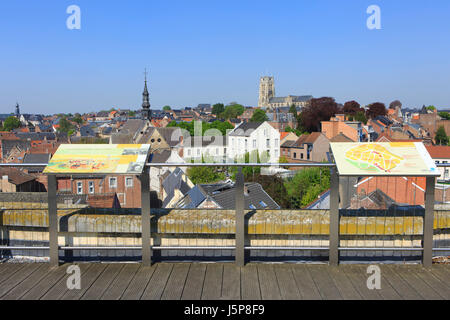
177, 182, 280, 210
162, 168, 192, 207
269, 95, 312, 104
229, 122, 264, 137
1, 140, 30, 159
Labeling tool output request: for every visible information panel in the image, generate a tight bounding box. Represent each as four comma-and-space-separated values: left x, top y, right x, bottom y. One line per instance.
330, 142, 439, 176
44, 144, 150, 175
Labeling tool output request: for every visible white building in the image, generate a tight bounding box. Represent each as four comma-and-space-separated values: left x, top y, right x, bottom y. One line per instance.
227, 122, 280, 163
182, 136, 227, 162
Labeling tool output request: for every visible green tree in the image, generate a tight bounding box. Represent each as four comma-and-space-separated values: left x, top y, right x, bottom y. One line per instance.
2, 116, 21, 132
250, 109, 269, 122
163, 106, 171, 111
435, 126, 449, 145
220, 104, 245, 120
212, 103, 225, 116
426, 105, 436, 111
354, 111, 368, 124
439, 112, 450, 120
187, 157, 226, 184
289, 104, 297, 116
72, 116, 83, 125
58, 117, 75, 135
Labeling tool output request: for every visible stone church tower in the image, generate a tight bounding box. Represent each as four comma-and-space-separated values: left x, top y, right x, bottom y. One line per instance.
141, 70, 151, 121
258, 76, 275, 109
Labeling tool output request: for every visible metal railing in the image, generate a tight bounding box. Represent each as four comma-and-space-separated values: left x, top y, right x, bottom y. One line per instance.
0, 161, 449, 267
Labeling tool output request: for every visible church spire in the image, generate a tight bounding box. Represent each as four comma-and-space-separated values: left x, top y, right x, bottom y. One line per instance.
141, 69, 151, 120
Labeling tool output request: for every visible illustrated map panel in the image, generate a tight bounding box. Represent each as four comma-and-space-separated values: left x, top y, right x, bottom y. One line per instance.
44, 144, 150, 174
330, 142, 439, 176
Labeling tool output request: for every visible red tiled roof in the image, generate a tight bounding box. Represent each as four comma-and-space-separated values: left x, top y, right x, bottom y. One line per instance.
425, 145, 450, 159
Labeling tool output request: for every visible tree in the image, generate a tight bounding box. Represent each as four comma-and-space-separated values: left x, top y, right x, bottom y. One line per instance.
289, 104, 297, 116
439, 112, 450, 120
366, 102, 387, 119
343, 101, 361, 115
128, 111, 136, 117
389, 100, 402, 109
354, 111, 368, 125
435, 126, 449, 145
58, 117, 75, 134
301, 97, 340, 132
426, 105, 436, 112
212, 103, 225, 116
250, 109, 269, 122
2, 116, 21, 132
72, 116, 83, 125
187, 157, 225, 184
163, 106, 171, 111
220, 104, 245, 120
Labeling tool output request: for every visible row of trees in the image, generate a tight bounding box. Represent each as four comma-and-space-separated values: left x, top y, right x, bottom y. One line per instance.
300, 97, 390, 133
212, 103, 245, 120
167, 120, 234, 136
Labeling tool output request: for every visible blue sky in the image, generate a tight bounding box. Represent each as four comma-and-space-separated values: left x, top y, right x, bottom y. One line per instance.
1, 0, 450, 115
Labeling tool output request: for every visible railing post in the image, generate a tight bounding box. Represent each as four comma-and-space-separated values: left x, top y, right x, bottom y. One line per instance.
329, 167, 340, 266
235, 167, 246, 267
140, 166, 152, 266
47, 174, 59, 267
423, 176, 435, 268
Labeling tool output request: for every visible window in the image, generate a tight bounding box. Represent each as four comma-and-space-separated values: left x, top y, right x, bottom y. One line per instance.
264, 129, 268, 136
253, 139, 256, 148
275, 138, 279, 146
294, 152, 297, 158
77, 182, 83, 195
197, 149, 200, 156
275, 149, 278, 157
259, 201, 268, 208
125, 177, 133, 188
249, 204, 256, 210
266, 139, 270, 148
245, 139, 248, 150
301, 153, 304, 159
187, 149, 191, 156
109, 177, 117, 188
88, 181, 94, 194
216, 148, 219, 155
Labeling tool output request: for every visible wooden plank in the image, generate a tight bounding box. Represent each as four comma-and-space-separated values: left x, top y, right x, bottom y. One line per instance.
121, 265, 155, 300
141, 263, 173, 300
341, 265, 382, 300
290, 264, 321, 300
41, 264, 92, 300
411, 267, 450, 300
379, 265, 423, 300
101, 263, 140, 300
81, 264, 124, 300
181, 263, 206, 300
326, 266, 362, 300
257, 264, 281, 300
0, 263, 41, 298
21, 265, 69, 300
273, 265, 301, 300
306, 265, 342, 300
60, 264, 107, 300
201, 264, 223, 300
1, 264, 51, 300
161, 263, 190, 300
391, 265, 443, 300
0, 263, 27, 284
221, 263, 240, 300
429, 265, 450, 284
241, 264, 261, 300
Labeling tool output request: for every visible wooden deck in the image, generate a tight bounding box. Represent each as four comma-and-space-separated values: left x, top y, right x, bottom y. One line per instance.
0, 262, 449, 300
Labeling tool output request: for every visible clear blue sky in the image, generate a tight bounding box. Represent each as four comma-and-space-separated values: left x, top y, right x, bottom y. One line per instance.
1, 0, 450, 115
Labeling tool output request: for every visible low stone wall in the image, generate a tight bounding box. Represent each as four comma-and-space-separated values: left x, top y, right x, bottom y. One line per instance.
1, 208, 449, 260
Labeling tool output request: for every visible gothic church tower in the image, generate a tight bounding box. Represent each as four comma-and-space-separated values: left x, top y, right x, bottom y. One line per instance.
258, 76, 275, 109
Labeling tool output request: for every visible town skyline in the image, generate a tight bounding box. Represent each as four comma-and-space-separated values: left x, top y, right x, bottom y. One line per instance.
2, 1, 450, 114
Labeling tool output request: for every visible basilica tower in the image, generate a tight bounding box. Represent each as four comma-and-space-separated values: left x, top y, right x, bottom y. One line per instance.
141, 69, 151, 120
258, 76, 275, 109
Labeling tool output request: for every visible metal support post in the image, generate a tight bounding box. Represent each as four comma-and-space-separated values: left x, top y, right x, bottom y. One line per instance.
140, 167, 152, 266
423, 176, 435, 267
235, 167, 246, 267
329, 168, 340, 266
47, 175, 59, 267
